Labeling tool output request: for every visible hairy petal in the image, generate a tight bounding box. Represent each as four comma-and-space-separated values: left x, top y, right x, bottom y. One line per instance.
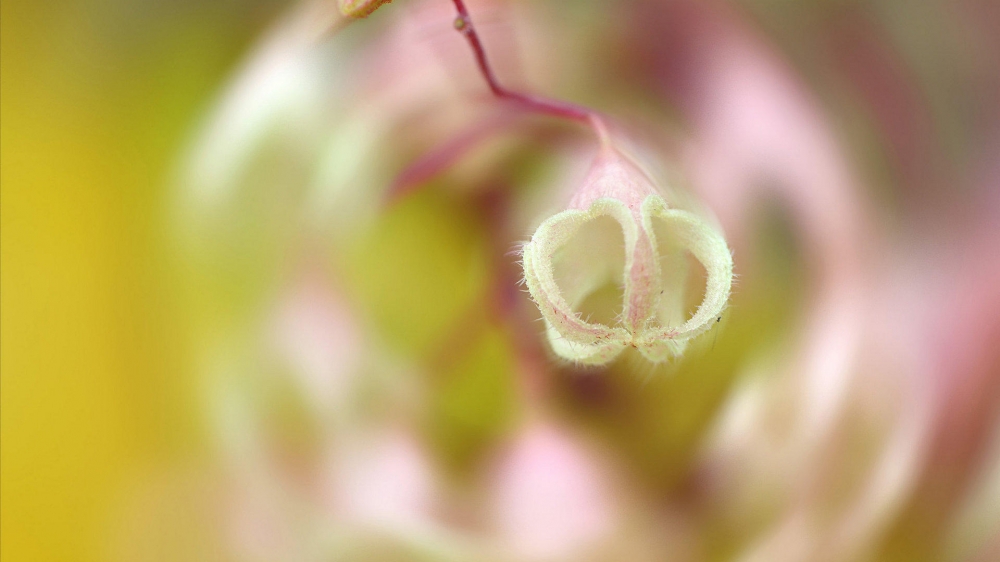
522, 200, 634, 365
635, 196, 734, 362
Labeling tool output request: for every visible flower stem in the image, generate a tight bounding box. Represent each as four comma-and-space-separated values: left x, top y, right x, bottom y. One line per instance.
450, 0, 609, 143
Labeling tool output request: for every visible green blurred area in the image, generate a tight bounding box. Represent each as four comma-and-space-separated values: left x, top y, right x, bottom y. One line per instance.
1, 1, 285, 559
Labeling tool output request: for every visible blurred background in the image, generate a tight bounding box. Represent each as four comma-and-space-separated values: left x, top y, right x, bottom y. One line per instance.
2, 1, 999, 561
2, 1, 288, 559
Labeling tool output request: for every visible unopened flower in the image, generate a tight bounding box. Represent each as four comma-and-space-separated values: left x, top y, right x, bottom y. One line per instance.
338, 0, 394, 19
521, 143, 733, 365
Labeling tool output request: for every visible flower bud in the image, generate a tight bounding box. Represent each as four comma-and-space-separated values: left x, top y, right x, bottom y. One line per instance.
521, 144, 733, 365
338, 0, 394, 19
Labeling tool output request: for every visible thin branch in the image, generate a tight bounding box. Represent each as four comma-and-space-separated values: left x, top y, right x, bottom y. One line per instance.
450, 0, 609, 142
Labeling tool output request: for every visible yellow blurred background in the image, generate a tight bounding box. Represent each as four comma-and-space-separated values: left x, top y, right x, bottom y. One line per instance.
2, 1, 285, 559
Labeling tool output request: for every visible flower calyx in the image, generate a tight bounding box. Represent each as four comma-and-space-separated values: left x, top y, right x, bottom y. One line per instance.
521, 144, 733, 365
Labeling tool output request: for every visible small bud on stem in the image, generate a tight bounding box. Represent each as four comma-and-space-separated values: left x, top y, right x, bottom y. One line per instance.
338, 0, 395, 19
441, 1, 733, 364
369, 0, 734, 365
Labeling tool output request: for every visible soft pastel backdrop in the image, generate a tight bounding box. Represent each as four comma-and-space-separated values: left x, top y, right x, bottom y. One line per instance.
4, 1, 999, 561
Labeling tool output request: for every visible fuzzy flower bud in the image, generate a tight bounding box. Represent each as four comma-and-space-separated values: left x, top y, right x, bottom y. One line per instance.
338, 0, 394, 19
521, 144, 733, 365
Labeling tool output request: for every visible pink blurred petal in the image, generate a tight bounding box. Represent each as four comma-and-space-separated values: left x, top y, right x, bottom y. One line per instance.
491, 421, 618, 561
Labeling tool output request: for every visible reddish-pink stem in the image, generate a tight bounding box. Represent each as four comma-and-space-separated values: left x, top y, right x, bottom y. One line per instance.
450, 0, 609, 141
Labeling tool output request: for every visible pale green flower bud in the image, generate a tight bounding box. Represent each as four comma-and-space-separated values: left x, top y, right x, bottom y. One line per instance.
338, 0, 394, 19
521, 144, 733, 365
